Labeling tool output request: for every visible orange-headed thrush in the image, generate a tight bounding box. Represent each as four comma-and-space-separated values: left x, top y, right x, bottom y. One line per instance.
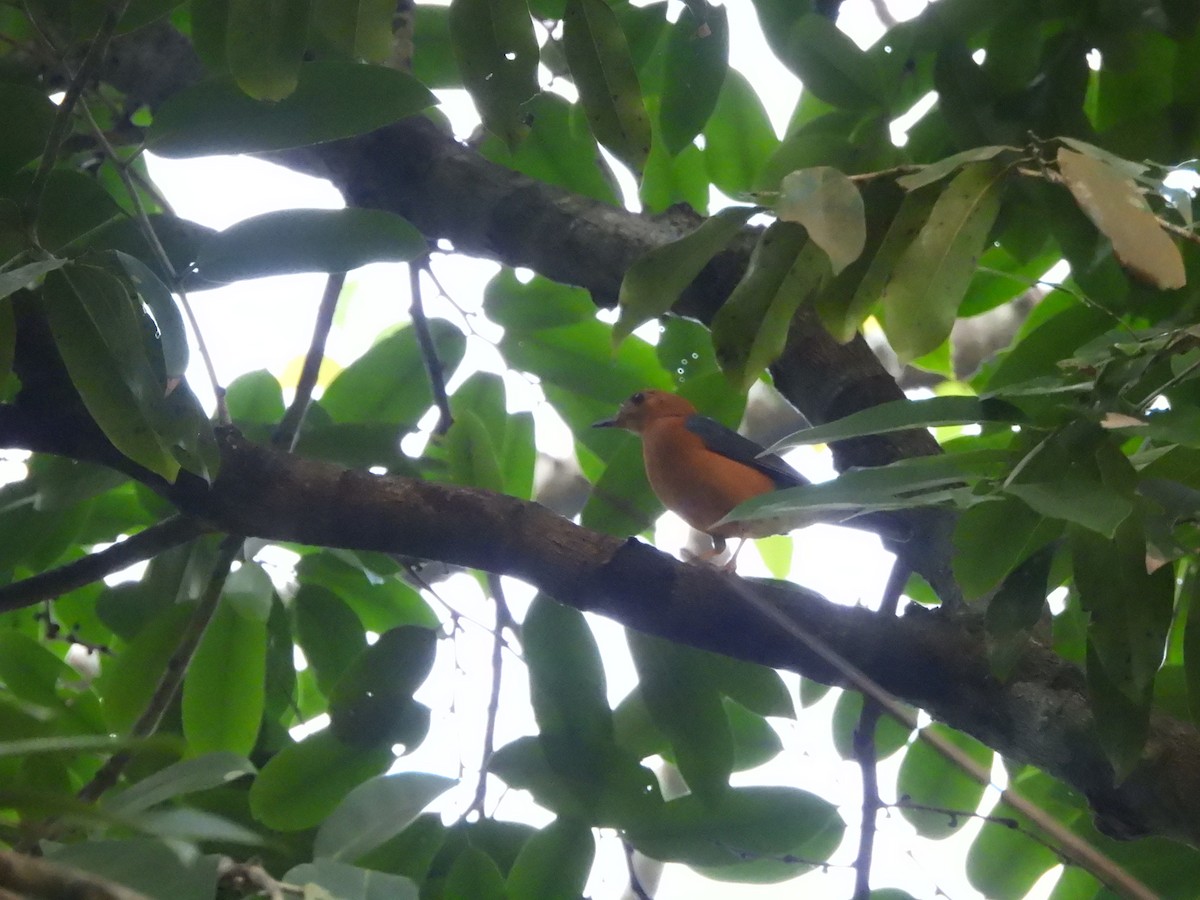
594, 390, 807, 567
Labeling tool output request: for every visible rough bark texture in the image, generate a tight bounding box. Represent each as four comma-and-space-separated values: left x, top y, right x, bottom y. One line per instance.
6, 22, 1197, 849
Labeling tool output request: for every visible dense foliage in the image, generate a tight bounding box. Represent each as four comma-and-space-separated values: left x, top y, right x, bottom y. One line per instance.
3, 0, 1200, 897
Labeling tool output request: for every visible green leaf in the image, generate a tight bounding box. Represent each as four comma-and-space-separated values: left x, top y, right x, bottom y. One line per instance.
880, 163, 1005, 364
897, 725, 991, 838
28, 170, 123, 253
772, 394, 1020, 453
226, 370, 285, 425
1057, 147, 1185, 290
284, 860, 419, 900
615, 206, 756, 344
1005, 477, 1133, 538
98, 604, 195, 731
0, 258, 67, 303
479, 93, 620, 205
0, 631, 80, 707
294, 583, 366, 696
413, 6, 459, 88
312, 0, 395, 62
445, 410, 505, 493
775, 167, 865, 274
772, 13, 885, 110
321, 320, 466, 425
831, 690, 913, 761
0, 83, 56, 176
315, 772, 456, 862
986, 545, 1053, 680
711, 223, 830, 392
1071, 521, 1174, 699
49, 840, 218, 900
445, 847, 506, 900
1086, 641, 1152, 780
226, 0, 312, 100
628, 632, 734, 803
328, 626, 438, 749
896, 145, 1015, 191
449, 0, 539, 149
43, 267, 178, 480
952, 496, 1059, 601
836, 184, 939, 344
182, 597, 266, 755
1184, 567, 1200, 726
500, 320, 669, 405
703, 69, 779, 197
563, 0, 652, 173
113, 251, 188, 381
724, 699, 783, 770
250, 729, 392, 830
196, 208, 426, 281
149, 63, 437, 156
506, 818, 595, 900
524, 595, 612, 747
106, 752, 257, 816
491, 733, 661, 828
727, 450, 1008, 533
660, 4, 728, 156
626, 786, 843, 881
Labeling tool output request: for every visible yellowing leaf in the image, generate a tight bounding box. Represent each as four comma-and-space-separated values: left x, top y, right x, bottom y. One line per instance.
776, 167, 865, 274
1057, 147, 1185, 290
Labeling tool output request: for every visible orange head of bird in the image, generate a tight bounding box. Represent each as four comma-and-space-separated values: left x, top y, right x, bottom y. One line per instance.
592, 389, 696, 434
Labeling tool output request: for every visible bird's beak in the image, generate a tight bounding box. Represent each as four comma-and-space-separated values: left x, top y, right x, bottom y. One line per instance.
592, 416, 619, 428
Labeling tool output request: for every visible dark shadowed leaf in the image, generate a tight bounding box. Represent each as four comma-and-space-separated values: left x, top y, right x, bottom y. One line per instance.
249, 729, 392, 830
615, 206, 756, 344
195, 208, 426, 281
449, 0, 539, 148
226, 0, 312, 100
506, 818, 595, 900
149, 63, 437, 156
563, 0, 652, 173
660, 4, 729, 156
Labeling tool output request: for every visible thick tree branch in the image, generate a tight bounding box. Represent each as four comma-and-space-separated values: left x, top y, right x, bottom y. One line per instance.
1, 407, 1196, 850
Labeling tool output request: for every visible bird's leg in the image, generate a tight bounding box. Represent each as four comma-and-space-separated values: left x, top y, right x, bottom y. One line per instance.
682, 535, 727, 566
721, 537, 750, 574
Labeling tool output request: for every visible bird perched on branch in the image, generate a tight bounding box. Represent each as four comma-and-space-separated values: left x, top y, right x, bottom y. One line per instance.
594, 390, 807, 569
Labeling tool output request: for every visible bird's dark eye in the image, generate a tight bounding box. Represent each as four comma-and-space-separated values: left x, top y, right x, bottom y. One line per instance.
631, 392, 645, 405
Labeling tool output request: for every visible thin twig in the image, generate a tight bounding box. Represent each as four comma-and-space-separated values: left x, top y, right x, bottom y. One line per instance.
868, 0, 898, 27
23, 0, 130, 238
851, 560, 908, 900
77, 533, 244, 804
724, 576, 1157, 900
274, 272, 345, 450
468, 573, 510, 817
410, 260, 453, 436
0, 515, 203, 614
890, 800, 1067, 860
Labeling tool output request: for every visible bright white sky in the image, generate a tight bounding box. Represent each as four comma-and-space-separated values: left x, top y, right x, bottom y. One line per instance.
144, 1, 1065, 897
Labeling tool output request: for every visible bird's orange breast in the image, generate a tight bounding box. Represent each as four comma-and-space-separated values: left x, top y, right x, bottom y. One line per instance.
641, 420, 778, 537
